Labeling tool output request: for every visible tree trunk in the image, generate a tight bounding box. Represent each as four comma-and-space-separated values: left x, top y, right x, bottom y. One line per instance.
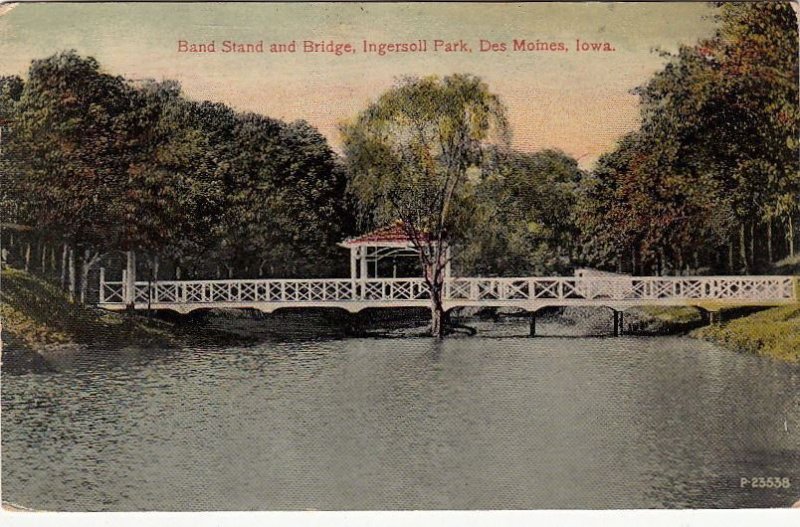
68, 248, 76, 302
176, 265, 182, 280
152, 255, 159, 283
80, 249, 90, 304
749, 223, 755, 270
24, 243, 30, 272
430, 299, 445, 338
227, 265, 233, 279
125, 250, 136, 311
739, 224, 749, 274
429, 280, 447, 338
789, 214, 795, 258
767, 219, 774, 264
41, 243, 47, 273
61, 244, 68, 288
728, 240, 734, 273
50, 245, 57, 272
656, 248, 663, 276
425, 254, 447, 338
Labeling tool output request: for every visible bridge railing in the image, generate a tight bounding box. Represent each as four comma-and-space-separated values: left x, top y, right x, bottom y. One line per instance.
100, 278, 433, 305
99, 275, 796, 306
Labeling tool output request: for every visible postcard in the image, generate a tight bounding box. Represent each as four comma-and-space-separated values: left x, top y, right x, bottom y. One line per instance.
1, 0, 798, 514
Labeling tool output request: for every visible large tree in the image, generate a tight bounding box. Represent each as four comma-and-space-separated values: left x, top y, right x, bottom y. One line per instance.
341, 74, 509, 337
7, 52, 141, 299
209, 116, 354, 279
0, 75, 25, 228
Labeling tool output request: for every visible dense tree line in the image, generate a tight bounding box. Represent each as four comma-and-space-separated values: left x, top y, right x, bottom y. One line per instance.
345, 2, 799, 286
1, 2, 795, 315
579, 2, 799, 275
1, 51, 355, 301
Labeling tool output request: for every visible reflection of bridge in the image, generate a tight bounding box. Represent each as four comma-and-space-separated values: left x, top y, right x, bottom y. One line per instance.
99, 273, 797, 320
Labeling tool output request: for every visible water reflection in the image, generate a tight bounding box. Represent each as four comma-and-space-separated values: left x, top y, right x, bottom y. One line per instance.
2, 320, 799, 510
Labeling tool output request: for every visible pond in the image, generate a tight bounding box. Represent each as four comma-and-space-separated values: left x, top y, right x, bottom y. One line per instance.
2, 319, 799, 510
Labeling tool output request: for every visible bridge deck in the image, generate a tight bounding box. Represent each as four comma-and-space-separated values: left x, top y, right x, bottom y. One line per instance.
99, 275, 798, 314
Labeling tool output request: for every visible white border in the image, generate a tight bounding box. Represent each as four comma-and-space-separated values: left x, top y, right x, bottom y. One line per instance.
0, 509, 799, 527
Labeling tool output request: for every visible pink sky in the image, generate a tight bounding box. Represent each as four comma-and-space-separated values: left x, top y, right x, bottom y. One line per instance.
0, 2, 716, 167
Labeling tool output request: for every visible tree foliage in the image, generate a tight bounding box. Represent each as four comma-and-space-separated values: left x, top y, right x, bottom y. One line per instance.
579, 1, 799, 274
341, 74, 509, 335
461, 149, 585, 276
1, 50, 355, 298
3, 0, 796, 314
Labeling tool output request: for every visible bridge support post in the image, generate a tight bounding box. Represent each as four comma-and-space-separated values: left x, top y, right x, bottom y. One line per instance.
700, 309, 722, 326
529, 312, 536, 337
613, 310, 624, 337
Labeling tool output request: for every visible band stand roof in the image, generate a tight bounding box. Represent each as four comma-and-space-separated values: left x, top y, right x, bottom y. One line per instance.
339, 222, 432, 249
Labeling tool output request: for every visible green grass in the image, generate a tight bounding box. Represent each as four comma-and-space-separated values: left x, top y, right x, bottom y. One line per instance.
636, 305, 703, 324
620, 300, 800, 364
692, 304, 800, 363
634, 269, 800, 363
0, 268, 175, 351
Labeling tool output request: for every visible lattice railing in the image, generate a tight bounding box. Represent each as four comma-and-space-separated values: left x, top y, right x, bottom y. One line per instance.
101, 281, 125, 303
98, 275, 796, 307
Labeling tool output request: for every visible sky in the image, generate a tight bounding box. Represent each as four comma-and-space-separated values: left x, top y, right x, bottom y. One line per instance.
0, 2, 717, 167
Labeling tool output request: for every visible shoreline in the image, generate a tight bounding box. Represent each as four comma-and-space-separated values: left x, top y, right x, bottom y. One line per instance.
563, 304, 800, 363
690, 305, 800, 363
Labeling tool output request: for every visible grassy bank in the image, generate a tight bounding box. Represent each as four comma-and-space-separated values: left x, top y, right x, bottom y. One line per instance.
561, 299, 800, 363
692, 305, 800, 363
773, 254, 800, 275
689, 263, 799, 363
0, 268, 176, 352
630, 301, 800, 364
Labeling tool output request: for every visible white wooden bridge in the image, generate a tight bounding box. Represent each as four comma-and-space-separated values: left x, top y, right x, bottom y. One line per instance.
99, 274, 797, 314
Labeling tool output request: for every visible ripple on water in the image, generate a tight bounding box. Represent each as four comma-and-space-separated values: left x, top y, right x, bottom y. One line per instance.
2, 323, 799, 510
